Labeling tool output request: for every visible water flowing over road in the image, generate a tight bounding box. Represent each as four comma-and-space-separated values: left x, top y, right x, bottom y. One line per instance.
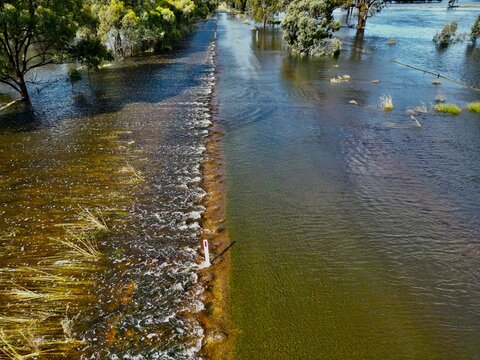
0, 18, 216, 359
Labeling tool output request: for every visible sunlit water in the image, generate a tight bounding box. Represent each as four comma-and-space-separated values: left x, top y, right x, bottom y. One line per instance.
215, 6, 480, 359
0, 19, 216, 358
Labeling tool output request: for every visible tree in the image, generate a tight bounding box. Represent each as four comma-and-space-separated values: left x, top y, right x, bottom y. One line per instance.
346, 0, 385, 31
281, 0, 340, 56
248, 0, 279, 29
0, 0, 109, 103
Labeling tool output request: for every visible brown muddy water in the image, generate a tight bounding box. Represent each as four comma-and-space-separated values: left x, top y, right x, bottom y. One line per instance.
215, 5, 480, 360
0, 19, 217, 359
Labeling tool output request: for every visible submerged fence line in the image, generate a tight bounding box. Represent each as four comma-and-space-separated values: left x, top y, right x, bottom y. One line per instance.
391, 59, 480, 92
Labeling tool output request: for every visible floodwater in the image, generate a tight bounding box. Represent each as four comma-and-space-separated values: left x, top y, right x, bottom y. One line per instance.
0, 19, 216, 358
215, 5, 480, 360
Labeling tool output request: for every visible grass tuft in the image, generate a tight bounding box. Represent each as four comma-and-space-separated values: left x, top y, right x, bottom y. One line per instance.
120, 163, 145, 183
380, 95, 394, 111
407, 102, 428, 115
433, 103, 461, 115
77, 207, 109, 232
467, 102, 480, 113
55, 232, 102, 261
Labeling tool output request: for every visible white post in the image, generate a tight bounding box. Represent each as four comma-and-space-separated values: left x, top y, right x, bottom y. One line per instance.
203, 239, 211, 267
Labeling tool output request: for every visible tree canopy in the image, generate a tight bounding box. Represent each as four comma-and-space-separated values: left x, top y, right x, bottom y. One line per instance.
0, 0, 216, 103
281, 0, 340, 56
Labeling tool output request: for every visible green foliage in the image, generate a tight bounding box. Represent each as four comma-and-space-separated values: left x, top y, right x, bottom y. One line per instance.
471, 15, 480, 42
467, 102, 480, 113
68, 69, 83, 84
225, 0, 248, 11
69, 37, 114, 70
434, 103, 461, 115
89, 0, 213, 56
433, 21, 458, 46
281, 0, 340, 56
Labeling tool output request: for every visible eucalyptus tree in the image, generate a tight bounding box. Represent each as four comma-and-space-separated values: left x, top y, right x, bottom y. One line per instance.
341, 0, 384, 31
281, 0, 340, 56
0, 0, 109, 103
248, 0, 280, 28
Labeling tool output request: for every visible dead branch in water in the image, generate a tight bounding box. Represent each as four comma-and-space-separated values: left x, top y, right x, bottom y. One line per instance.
390, 60, 480, 92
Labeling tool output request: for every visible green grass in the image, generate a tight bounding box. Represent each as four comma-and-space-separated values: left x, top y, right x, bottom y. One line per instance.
467, 102, 480, 113
433, 103, 461, 115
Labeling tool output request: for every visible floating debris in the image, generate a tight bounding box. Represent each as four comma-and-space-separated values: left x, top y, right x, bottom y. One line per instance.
330, 75, 350, 84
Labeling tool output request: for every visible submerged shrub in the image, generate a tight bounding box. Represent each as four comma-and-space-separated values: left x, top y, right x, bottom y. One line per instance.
380, 95, 393, 111
434, 103, 461, 115
471, 15, 480, 42
467, 102, 480, 113
433, 22, 458, 46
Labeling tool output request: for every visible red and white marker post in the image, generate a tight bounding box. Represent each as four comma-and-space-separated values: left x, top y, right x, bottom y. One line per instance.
202, 239, 211, 267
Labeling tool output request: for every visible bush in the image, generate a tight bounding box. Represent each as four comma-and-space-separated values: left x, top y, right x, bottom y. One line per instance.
433, 103, 461, 115
433, 22, 458, 46
467, 102, 480, 113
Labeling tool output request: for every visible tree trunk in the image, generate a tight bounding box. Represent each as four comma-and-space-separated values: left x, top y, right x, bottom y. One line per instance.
357, 11, 367, 31
18, 75, 31, 104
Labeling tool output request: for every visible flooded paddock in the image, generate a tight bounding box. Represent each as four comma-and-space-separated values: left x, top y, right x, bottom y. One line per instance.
215, 4, 480, 359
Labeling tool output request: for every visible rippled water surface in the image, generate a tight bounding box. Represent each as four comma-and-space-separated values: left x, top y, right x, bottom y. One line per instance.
0, 19, 216, 359
215, 6, 480, 359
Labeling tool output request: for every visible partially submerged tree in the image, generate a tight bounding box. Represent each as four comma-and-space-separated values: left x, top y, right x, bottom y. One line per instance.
433, 21, 458, 46
0, 0, 110, 103
281, 0, 340, 56
347, 0, 385, 31
248, 0, 280, 29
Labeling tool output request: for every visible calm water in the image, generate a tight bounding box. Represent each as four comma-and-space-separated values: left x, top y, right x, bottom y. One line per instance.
215, 6, 480, 360
0, 19, 216, 358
